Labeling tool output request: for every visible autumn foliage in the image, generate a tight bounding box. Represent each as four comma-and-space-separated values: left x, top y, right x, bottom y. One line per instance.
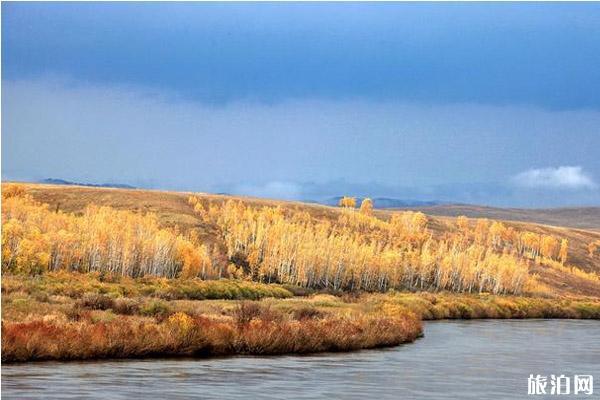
192, 197, 541, 294
2, 189, 213, 278
1, 184, 582, 296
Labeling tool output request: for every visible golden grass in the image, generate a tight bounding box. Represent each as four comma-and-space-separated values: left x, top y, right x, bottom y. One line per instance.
1, 273, 422, 363
1, 271, 294, 302
3, 272, 600, 363
1, 313, 422, 363
376, 291, 600, 320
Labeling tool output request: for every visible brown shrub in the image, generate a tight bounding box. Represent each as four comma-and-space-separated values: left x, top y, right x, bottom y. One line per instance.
77, 293, 115, 310
140, 300, 172, 320
64, 305, 90, 321
340, 292, 362, 303
292, 307, 324, 321
232, 301, 263, 325
112, 298, 140, 315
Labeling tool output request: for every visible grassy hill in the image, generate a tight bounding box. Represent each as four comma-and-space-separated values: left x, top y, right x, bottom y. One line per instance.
6, 182, 600, 297
398, 204, 600, 231
4, 182, 600, 363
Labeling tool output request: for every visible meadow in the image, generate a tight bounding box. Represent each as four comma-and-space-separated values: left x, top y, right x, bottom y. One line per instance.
4, 272, 600, 362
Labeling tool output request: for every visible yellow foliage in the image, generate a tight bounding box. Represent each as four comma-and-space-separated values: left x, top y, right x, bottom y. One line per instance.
359, 198, 374, 215
2, 184, 26, 199
167, 312, 195, 334
338, 196, 356, 209
559, 239, 568, 264
2, 195, 216, 278
196, 200, 532, 294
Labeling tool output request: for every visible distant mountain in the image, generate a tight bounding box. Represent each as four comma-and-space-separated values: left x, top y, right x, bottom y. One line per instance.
40, 178, 136, 190
322, 196, 441, 208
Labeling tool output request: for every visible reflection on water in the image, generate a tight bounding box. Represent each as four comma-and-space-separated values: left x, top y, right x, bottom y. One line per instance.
2, 320, 599, 399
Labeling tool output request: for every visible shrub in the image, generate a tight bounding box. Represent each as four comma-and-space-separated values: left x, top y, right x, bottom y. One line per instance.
167, 312, 195, 337
140, 300, 171, 318
112, 298, 140, 315
77, 293, 115, 311
281, 285, 314, 297
292, 307, 324, 321
232, 301, 262, 325
65, 305, 90, 321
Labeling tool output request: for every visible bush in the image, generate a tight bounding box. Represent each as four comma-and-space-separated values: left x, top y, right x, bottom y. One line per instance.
281, 285, 314, 297
232, 301, 262, 325
292, 307, 324, 320
140, 300, 171, 318
77, 293, 115, 310
112, 298, 140, 315
65, 305, 90, 321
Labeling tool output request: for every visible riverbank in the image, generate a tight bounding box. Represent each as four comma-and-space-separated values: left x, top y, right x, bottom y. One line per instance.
4, 320, 599, 399
2, 272, 600, 363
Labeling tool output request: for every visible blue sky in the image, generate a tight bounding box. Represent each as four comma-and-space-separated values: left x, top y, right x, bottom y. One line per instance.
3, 2, 600, 207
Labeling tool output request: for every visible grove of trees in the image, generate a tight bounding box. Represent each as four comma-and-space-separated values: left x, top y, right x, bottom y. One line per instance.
2, 190, 213, 278
2, 184, 579, 296
189, 197, 563, 294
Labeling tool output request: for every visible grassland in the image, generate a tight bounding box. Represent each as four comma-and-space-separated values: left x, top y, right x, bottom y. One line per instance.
401, 203, 600, 231
3, 272, 600, 362
2, 272, 422, 362
2, 182, 600, 362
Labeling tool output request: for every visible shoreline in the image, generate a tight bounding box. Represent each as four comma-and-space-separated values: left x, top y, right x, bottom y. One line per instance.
3, 273, 600, 363
4, 317, 600, 365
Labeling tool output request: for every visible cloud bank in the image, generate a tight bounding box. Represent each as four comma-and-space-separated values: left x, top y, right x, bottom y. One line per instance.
2, 78, 600, 207
512, 166, 597, 190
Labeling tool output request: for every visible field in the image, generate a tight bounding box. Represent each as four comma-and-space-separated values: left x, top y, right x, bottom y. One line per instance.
2, 182, 600, 362
4, 272, 600, 362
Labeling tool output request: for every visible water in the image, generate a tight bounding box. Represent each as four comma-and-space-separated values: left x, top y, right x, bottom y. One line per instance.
2, 320, 599, 399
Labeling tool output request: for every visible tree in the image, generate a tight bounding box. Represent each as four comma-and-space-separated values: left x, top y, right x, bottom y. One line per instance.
338, 196, 356, 209
589, 241, 600, 258
559, 239, 569, 264
540, 235, 559, 260
456, 216, 469, 232
359, 198, 373, 215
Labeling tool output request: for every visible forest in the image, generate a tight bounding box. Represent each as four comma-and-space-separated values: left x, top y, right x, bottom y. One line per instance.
1, 184, 584, 295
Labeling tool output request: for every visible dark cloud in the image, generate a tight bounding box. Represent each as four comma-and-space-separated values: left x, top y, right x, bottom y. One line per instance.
3, 2, 600, 109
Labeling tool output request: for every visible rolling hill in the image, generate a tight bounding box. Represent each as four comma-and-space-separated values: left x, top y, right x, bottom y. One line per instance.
397, 204, 600, 231
5, 182, 600, 297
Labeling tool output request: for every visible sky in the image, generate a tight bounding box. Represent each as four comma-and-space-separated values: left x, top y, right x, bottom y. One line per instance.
2, 2, 600, 207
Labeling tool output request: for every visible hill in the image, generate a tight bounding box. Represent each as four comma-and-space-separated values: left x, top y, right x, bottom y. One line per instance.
398, 204, 600, 231
39, 178, 136, 190
322, 196, 440, 208
4, 182, 600, 297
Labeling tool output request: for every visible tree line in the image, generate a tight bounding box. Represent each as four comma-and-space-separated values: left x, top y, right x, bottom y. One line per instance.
1, 184, 582, 296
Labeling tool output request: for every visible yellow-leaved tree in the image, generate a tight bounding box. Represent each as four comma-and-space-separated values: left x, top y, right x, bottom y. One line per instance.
339, 196, 357, 209
359, 198, 374, 215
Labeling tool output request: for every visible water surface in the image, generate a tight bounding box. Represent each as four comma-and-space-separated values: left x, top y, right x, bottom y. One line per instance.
2, 320, 599, 399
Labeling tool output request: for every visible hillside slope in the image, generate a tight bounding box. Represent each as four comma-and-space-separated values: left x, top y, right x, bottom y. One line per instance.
6, 182, 600, 297
398, 204, 600, 231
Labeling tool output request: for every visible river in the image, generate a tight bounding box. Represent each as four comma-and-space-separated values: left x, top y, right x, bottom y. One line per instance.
2, 320, 598, 399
